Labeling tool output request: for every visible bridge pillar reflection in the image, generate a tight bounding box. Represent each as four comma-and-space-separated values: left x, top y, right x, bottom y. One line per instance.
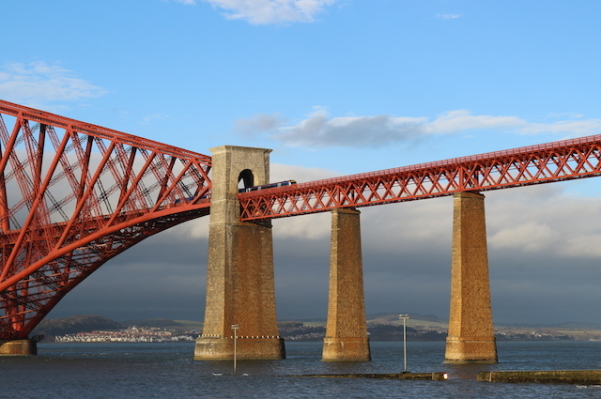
445, 192, 498, 363
194, 145, 285, 361
322, 208, 371, 361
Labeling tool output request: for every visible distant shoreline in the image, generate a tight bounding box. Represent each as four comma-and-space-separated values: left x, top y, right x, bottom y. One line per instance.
33, 314, 601, 343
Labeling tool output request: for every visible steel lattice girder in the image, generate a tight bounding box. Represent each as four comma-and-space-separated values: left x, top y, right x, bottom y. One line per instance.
239, 135, 601, 220
0, 100, 212, 339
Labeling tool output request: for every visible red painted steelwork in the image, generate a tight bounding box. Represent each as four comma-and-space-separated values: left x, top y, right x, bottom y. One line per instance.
0, 100, 212, 339
239, 134, 601, 220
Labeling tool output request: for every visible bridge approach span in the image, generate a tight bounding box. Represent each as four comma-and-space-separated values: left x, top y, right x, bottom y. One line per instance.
239, 134, 601, 220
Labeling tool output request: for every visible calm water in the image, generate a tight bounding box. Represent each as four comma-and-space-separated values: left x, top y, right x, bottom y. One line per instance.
1, 341, 600, 398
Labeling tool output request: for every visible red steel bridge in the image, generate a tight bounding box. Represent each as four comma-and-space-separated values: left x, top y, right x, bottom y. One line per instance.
2, 99, 601, 340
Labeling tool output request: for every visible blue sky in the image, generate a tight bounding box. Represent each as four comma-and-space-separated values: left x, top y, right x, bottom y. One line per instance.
2, 1, 601, 325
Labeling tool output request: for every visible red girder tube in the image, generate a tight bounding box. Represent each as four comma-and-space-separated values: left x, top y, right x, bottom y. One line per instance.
0, 100, 210, 163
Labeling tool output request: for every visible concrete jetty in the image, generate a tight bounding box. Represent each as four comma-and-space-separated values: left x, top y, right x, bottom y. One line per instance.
478, 370, 601, 384
0, 339, 37, 355
295, 372, 448, 381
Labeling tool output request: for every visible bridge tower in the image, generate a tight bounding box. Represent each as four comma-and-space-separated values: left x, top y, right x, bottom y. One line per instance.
322, 208, 371, 361
445, 192, 498, 363
194, 145, 285, 360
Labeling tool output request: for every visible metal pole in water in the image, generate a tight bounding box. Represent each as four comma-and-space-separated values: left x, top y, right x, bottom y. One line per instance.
231, 325, 240, 374
399, 314, 410, 372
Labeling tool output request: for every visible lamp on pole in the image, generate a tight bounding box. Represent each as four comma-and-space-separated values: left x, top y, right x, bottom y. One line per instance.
399, 314, 410, 372
231, 324, 240, 374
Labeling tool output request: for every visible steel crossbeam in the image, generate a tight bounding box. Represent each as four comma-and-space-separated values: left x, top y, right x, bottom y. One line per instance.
0, 100, 212, 339
239, 135, 601, 220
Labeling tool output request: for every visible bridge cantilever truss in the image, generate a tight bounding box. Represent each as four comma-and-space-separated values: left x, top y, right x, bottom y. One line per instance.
0, 100, 212, 339
239, 134, 601, 220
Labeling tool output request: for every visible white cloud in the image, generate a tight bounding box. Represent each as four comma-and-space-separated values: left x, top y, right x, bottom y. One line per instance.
425, 109, 525, 134
241, 108, 601, 148
487, 184, 601, 258
490, 221, 560, 253
140, 113, 170, 124
0, 62, 106, 107
436, 13, 462, 19
270, 161, 339, 183
236, 113, 287, 134
201, 0, 338, 25
519, 119, 601, 137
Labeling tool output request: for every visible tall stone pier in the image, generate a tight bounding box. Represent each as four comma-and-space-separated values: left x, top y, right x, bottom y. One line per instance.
194, 145, 285, 361
322, 208, 371, 361
445, 192, 497, 363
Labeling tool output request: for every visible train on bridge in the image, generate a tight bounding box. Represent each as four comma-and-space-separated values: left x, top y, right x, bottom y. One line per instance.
175, 180, 297, 203
239, 180, 297, 193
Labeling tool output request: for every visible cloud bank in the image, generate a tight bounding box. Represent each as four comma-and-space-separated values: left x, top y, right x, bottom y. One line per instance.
237, 108, 601, 148
50, 163, 601, 325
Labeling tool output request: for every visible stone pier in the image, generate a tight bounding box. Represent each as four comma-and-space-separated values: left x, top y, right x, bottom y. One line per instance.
445, 192, 497, 363
322, 208, 371, 361
194, 145, 285, 361
0, 339, 37, 355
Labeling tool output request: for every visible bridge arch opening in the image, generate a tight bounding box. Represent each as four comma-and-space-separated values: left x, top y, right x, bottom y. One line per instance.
238, 169, 255, 191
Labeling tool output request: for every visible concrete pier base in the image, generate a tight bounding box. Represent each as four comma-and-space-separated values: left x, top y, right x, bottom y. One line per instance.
0, 339, 37, 355
322, 337, 371, 362
322, 208, 371, 362
445, 336, 497, 363
445, 192, 497, 364
194, 337, 285, 360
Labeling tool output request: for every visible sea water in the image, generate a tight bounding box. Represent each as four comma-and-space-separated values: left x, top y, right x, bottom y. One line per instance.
1, 341, 600, 398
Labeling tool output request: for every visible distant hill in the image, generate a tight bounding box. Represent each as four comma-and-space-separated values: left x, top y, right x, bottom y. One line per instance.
278, 315, 448, 341
367, 313, 445, 324
367, 313, 447, 330
121, 318, 183, 328
32, 315, 123, 337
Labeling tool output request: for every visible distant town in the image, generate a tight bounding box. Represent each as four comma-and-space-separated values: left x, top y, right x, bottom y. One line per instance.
54, 326, 196, 343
